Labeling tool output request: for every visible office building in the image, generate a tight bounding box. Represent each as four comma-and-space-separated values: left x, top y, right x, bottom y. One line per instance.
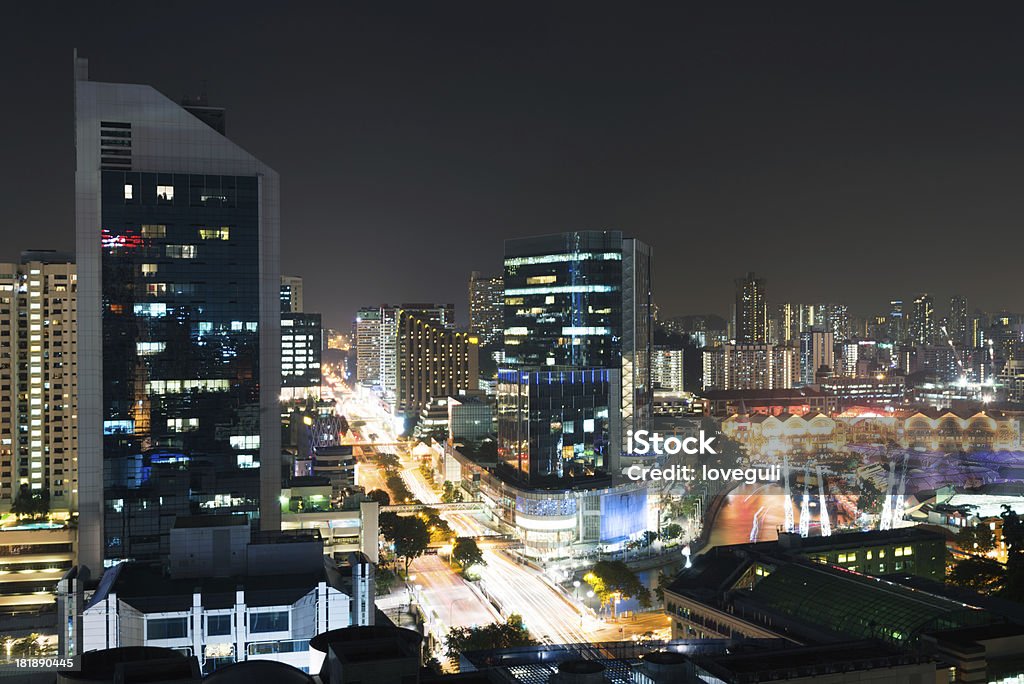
500, 230, 652, 484
74, 55, 281, 569
447, 394, 493, 441
468, 271, 504, 347
59, 517, 373, 674
888, 299, 905, 343
0, 252, 78, 515
912, 294, 936, 346
651, 346, 684, 392
734, 272, 767, 344
281, 313, 322, 400
280, 275, 304, 314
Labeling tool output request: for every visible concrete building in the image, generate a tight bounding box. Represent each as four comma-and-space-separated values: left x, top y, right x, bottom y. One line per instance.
651, 346, 684, 392
59, 517, 374, 675
74, 53, 281, 570
396, 310, 478, 415
703, 343, 797, 391
0, 252, 78, 514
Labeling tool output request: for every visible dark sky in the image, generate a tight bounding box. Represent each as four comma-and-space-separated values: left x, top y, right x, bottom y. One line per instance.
4, 2, 1024, 329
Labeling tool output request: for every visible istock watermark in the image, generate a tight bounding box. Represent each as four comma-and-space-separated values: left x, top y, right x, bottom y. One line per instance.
627, 429, 718, 455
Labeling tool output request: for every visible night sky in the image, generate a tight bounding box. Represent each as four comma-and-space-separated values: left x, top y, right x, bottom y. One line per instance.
3, 3, 1024, 329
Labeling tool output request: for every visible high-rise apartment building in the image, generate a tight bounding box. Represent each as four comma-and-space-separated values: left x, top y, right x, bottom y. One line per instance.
949, 295, 969, 348
0, 253, 78, 514
74, 55, 281, 569
499, 230, 652, 486
355, 307, 382, 386
702, 343, 796, 391
799, 328, 835, 385
468, 271, 504, 347
912, 294, 936, 346
651, 347, 684, 392
734, 272, 767, 344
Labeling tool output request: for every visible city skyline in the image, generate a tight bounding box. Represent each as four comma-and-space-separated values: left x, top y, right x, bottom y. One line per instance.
5, 4, 1024, 328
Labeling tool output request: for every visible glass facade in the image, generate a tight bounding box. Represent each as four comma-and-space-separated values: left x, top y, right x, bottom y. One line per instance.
499, 230, 652, 487
497, 368, 616, 487
503, 231, 624, 368
100, 170, 263, 562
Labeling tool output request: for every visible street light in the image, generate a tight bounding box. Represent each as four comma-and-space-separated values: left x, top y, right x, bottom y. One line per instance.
572, 580, 581, 599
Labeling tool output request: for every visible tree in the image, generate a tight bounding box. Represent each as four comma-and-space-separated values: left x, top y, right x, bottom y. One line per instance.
366, 489, 391, 506
948, 557, 1005, 594
375, 566, 398, 596
441, 481, 465, 503
1000, 505, 1024, 601
380, 513, 431, 577
444, 614, 536, 660
654, 570, 671, 603
379, 452, 401, 471
583, 560, 651, 610
386, 474, 414, 503
420, 507, 454, 542
10, 488, 49, 518
662, 523, 683, 540
452, 537, 486, 571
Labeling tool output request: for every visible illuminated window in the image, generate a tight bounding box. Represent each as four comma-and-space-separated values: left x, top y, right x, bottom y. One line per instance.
141, 263, 158, 275
157, 185, 174, 201
229, 435, 260, 449
147, 283, 168, 296
141, 225, 167, 238
198, 227, 230, 240
527, 275, 558, 285
136, 342, 167, 356
124, 184, 133, 200
165, 244, 197, 259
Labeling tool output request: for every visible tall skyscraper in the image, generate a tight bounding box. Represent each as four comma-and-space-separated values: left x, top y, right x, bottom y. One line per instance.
0, 252, 78, 514
499, 230, 652, 486
468, 271, 504, 347
912, 294, 936, 346
734, 272, 767, 344
74, 55, 281, 569
355, 307, 383, 386
799, 328, 835, 385
888, 299, 905, 343
949, 295, 969, 348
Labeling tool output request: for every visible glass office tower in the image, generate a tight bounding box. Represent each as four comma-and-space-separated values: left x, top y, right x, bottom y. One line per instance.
74, 54, 281, 569
499, 231, 651, 487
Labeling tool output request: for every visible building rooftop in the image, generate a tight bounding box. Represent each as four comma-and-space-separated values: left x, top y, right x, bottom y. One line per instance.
87, 557, 336, 613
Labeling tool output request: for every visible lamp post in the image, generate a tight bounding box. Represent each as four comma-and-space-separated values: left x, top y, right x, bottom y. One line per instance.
572, 580, 581, 599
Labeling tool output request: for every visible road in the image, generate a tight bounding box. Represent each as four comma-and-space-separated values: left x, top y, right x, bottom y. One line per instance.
325, 377, 668, 645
